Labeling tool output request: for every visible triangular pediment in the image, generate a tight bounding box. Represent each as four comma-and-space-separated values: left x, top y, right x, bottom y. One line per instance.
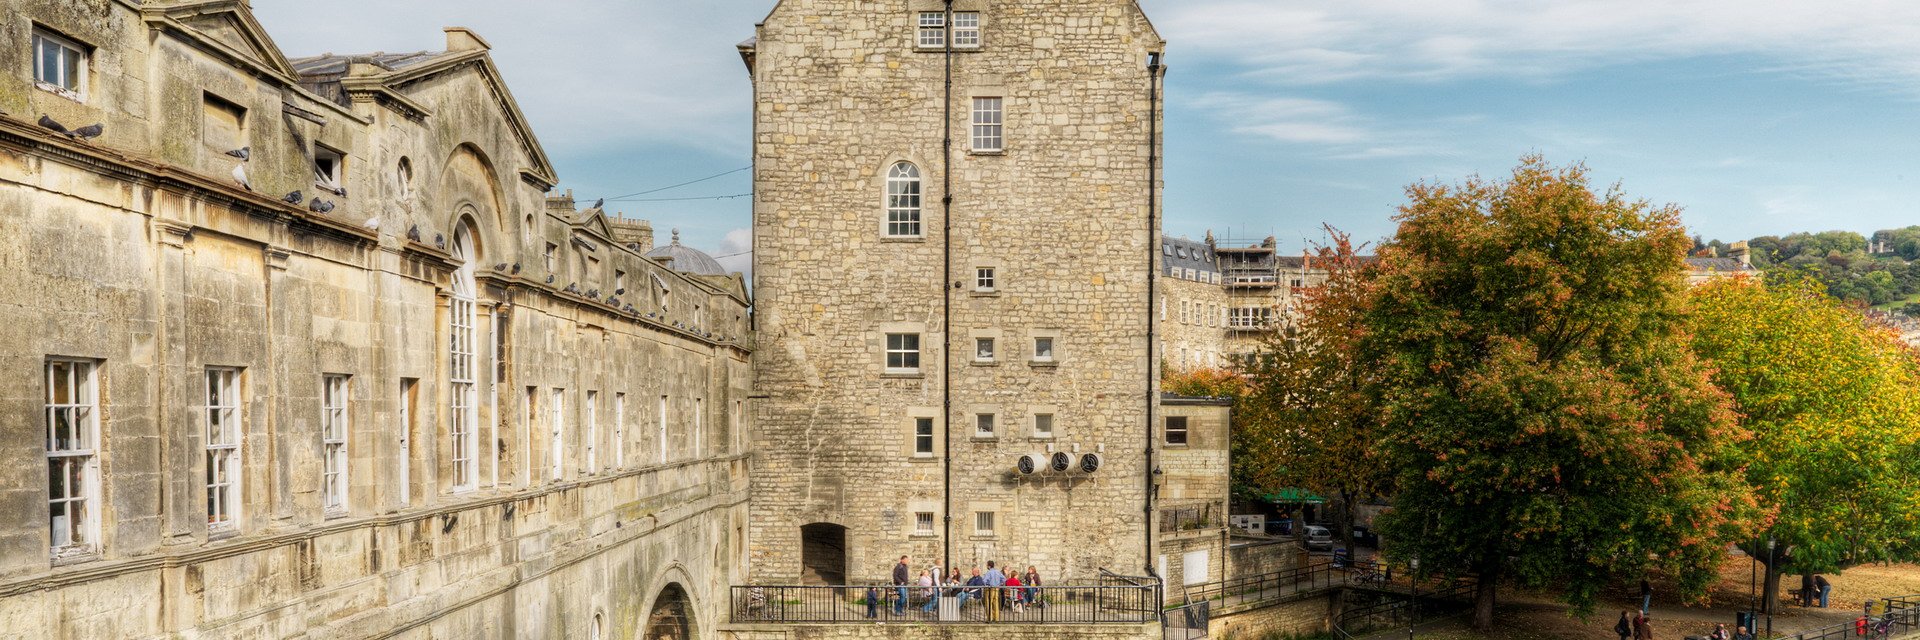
574, 208, 617, 242
146, 1, 300, 79
370, 53, 561, 189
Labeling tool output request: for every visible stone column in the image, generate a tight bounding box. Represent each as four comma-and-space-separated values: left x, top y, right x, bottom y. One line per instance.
154, 220, 199, 546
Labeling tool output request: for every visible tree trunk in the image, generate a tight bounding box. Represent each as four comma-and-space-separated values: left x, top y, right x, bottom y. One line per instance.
1335, 490, 1358, 551
1474, 564, 1500, 632
1763, 563, 1783, 616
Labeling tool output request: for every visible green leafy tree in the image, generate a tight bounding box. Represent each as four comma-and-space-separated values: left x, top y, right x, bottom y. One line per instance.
1363, 157, 1759, 630
1687, 277, 1920, 613
1240, 227, 1392, 548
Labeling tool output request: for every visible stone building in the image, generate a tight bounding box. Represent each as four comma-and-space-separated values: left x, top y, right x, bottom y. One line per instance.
742, 0, 1168, 585
0, 2, 749, 637
1160, 233, 1340, 370
1154, 394, 1231, 592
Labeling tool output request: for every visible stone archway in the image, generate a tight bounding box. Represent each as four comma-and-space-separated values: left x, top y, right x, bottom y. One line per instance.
644, 583, 695, 640
800, 523, 848, 586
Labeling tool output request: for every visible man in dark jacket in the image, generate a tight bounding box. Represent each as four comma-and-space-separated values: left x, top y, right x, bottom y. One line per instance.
1615, 611, 1633, 640
1641, 579, 1653, 615
1814, 574, 1831, 608
892, 555, 912, 615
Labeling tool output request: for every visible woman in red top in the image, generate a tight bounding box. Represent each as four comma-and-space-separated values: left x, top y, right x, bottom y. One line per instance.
1005, 572, 1025, 613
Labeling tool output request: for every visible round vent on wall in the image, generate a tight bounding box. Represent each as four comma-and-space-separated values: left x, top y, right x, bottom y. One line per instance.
1016, 453, 1043, 476
1048, 451, 1073, 473
1079, 452, 1103, 474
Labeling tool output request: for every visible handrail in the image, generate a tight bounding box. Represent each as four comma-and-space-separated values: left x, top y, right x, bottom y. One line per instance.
729, 582, 1159, 625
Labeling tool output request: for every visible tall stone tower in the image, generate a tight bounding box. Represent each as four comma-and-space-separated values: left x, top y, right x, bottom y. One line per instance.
742, 0, 1167, 584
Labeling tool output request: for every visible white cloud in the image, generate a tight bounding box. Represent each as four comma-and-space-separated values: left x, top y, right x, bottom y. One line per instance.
1145, 0, 1920, 87
252, 1, 761, 156
715, 227, 753, 275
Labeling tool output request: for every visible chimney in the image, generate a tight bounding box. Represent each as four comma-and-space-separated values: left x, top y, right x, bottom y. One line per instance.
1729, 241, 1751, 268
444, 27, 492, 52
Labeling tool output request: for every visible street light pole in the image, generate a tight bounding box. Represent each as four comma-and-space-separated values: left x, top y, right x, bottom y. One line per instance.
1750, 540, 1758, 639
1766, 536, 1776, 637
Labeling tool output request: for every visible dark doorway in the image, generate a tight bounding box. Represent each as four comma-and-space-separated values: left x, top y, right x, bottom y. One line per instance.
644, 583, 694, 640
800, 522, 848, 585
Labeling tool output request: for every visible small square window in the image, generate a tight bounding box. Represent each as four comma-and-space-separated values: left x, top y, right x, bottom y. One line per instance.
1034, 413, 1054, 438
953, 12, 981, 49
915, 511, 936, 535
1033, 337, 1055, 362
886, 333, 922, 373
917, 12, 946, 48
975, 413, 995, 438
975, 267, 996, 292
975, 511, 996, 536
32, 29, 87, 98
975, 337, 995, 362
313, 144, 345, 194
1165, 416, 1189, 446
913, 417, 935, 456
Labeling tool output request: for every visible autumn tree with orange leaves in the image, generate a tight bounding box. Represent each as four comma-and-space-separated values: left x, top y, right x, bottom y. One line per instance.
1364, 157, 1760, 630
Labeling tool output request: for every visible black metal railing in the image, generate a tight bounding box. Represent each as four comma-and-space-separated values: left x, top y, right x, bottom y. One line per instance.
1774, 595, 1920, 640
730, 583, 1160, 625
1332, 579, 1478, 640
1165, 600, 1211, 640
1177, 560, 1379, 611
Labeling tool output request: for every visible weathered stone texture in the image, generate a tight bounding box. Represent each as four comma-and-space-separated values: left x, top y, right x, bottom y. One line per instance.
747, 0, 1166, 585
0, 2, 750, 637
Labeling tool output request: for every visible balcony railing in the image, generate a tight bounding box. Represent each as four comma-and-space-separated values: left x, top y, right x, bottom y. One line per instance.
729, 582, 1160, 625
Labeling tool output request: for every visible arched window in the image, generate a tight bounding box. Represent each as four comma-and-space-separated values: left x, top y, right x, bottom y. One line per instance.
449, 222, 479, 490
396, 157, 414, 198
884, 162, 921, 238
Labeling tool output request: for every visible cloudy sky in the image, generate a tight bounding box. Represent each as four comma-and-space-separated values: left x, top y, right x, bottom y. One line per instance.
253, 1, 1920, 262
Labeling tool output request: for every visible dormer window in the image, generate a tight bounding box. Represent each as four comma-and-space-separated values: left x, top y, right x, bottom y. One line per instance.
32, 28, 87, 99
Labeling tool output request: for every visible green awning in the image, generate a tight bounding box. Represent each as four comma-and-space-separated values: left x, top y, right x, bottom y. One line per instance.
1262, 488, 1326, 504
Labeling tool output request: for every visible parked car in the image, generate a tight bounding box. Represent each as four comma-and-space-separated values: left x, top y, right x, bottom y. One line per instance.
1303, 525, 1334, 550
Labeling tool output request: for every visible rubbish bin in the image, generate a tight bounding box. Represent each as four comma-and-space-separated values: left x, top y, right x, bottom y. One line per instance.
1333, 547, 1351, 568
1737, 611, 1757, 635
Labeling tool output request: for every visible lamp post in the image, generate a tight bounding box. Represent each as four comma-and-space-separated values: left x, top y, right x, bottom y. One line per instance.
1749, 539, 1758, 640
1766, 537, 1776, 637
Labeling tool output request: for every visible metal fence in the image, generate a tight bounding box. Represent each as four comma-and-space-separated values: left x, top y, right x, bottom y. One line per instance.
1332, 579, 1478, 640
1165, 600, 1211, 640
1773, 595, 1920, 640
729, 583, 1161, 624
1179, 560, 1394, 612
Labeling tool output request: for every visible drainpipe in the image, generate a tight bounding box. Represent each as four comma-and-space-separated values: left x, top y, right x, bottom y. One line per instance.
940, 0, 956, 575
1144, 50, 1164, 582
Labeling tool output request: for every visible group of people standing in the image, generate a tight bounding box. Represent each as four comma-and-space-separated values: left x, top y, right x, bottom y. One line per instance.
871, 556, 1045, 620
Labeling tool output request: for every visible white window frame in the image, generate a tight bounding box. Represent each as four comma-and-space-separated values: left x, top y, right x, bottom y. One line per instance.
614, 392, 626, 469
694, 397, 705, 458
1165, 416, 1190, 446
550, 388, 566, 481
1033, 412, 1054, 439
975, 267, 996, 292
952, 12, 981, 49
885, 333, 922, 374
205, 367, 242, 532
975, 337, 995, 363
971, 97, 1004, 152
399, 378, 417, 506
917, 12, 947, 48
913, 417, 935, 457
975, 511, 996, 537
321, 374, 350, 515
46, 358, 100, 556
31, 28, 87, 99
914, 511, 937, 536
658, 395, 669, 462
1033, 336, 1056, 363
585, 390, 599, 474
885, 162, 923, 238
312, 144, 346, 193
975, 413, 996, 439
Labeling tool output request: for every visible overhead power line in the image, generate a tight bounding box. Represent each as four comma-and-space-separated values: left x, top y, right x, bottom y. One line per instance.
602, 166, 750, 202
612, 192, 754, 203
